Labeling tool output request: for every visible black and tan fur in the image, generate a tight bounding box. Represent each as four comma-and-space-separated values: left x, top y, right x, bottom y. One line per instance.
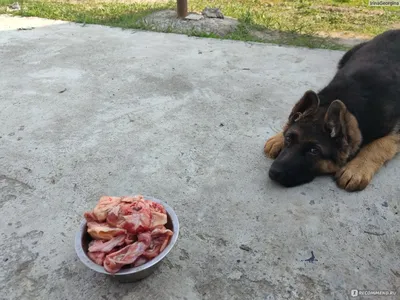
264, 29, 400, 192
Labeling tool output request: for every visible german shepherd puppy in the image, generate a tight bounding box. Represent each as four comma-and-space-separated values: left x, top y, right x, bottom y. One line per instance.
264, 29, 400, 192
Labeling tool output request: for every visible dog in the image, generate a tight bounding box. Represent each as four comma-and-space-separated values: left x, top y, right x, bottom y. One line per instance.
264, 29, 400, 192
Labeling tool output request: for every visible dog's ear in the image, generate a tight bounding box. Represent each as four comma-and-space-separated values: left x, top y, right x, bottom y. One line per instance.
288, 90, 320, 123
324, 100, 347, 138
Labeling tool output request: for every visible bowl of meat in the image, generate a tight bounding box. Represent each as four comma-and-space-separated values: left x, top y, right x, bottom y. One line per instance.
75, 194, 179, 283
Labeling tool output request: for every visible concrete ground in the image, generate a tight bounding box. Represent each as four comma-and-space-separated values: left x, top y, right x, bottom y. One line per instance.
0, 15, 399, 300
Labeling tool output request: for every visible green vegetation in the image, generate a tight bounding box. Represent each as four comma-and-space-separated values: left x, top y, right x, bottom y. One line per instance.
0, 0, 174, 27
190, 0, 399, 37
0, 0, 399, 50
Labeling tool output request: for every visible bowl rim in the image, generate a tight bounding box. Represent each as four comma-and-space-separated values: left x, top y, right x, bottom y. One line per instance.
74, 195, 180, 276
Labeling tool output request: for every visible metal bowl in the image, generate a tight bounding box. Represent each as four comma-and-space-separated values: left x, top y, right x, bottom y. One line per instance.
75, 195, 179, 283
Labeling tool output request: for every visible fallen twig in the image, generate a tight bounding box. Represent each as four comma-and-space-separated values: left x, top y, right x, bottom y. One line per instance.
364, 231, 385, 236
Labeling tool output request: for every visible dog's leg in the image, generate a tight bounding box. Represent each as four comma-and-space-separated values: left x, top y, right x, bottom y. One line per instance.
264, 131, 285, 159
335, 134, 400, 191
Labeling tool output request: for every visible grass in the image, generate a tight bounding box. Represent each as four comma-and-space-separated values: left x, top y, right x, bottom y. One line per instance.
0, 0, 399, 49
0, 0, 176, 27
190, 0, 399, 37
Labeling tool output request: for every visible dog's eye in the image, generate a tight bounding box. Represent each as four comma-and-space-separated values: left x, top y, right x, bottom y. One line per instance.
308, 147, 320, 155
284, 136, 291, 145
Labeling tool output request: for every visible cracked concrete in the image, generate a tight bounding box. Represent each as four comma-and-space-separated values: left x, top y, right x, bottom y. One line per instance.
0, 15, 399, 300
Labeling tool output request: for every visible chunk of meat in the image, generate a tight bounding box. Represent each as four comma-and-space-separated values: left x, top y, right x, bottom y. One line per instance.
125, 233, 136, 244
147, 200, 168, 228
120, 195, 144, 203
88, 234, 126, 253
84, 211, 98, 222
119, 198, 149, 216
148, 201, 166, 214
131, 198, 151, 211
106, 205, 120, 224
142, 226, 173, 259
88, 251, 106, 266
119, 203, 134, 216
122, 211, 151, 234
87, 222, 126, 240
150, 211, 167, 229
121, 201, 152, 234
106, 205, 126, 227
137, 231, 152, 245
132, 256, 148, 267
93, 196, 121, 222
103, 241, 149, 274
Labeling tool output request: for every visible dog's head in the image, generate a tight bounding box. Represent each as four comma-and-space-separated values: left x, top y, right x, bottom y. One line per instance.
269, 90, 362, 187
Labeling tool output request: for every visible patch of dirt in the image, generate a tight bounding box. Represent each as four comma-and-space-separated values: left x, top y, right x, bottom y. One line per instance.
316, 31, 371, 40
249, 28, 370, 48
250, 29, 282, 41
142, 9, 239, 37
391, 22, 400, 29
311, 5, 386, 16
316, 31, 370, 47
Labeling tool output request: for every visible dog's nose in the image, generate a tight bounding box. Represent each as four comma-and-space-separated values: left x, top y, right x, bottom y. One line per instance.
269, 166, 284, 181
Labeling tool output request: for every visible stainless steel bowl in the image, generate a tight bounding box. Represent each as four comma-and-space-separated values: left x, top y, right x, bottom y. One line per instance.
75, 195, 179, 283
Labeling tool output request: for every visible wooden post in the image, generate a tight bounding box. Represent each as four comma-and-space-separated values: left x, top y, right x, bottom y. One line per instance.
177, 0, 188, 18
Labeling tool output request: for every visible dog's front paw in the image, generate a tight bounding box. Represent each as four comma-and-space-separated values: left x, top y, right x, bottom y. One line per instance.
264, 132, 284, 159
335, 163, 373, 192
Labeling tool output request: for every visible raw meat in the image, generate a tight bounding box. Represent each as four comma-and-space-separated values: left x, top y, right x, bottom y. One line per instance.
137, 231, 152, 245
120, 195, 144, 203
88, 235, 126, 253
125, 233, 136, 244
88, 252, 106, 266
150, 211, 167, 229
148, 201, 167, 228
103, 240, 149, 274
83, 195, 174, 273
93, 196, 121, 222
143, 226, 173, 259
120, 199, 152, 233
87, 222, 126, 240
149, 201, 166, 214
83, 211, 98, 222
151, 226, 173, 253
106, 205, 124, 227
119, 202, 135, 215
121, 210, 151, 234
133, 256, 148, 267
